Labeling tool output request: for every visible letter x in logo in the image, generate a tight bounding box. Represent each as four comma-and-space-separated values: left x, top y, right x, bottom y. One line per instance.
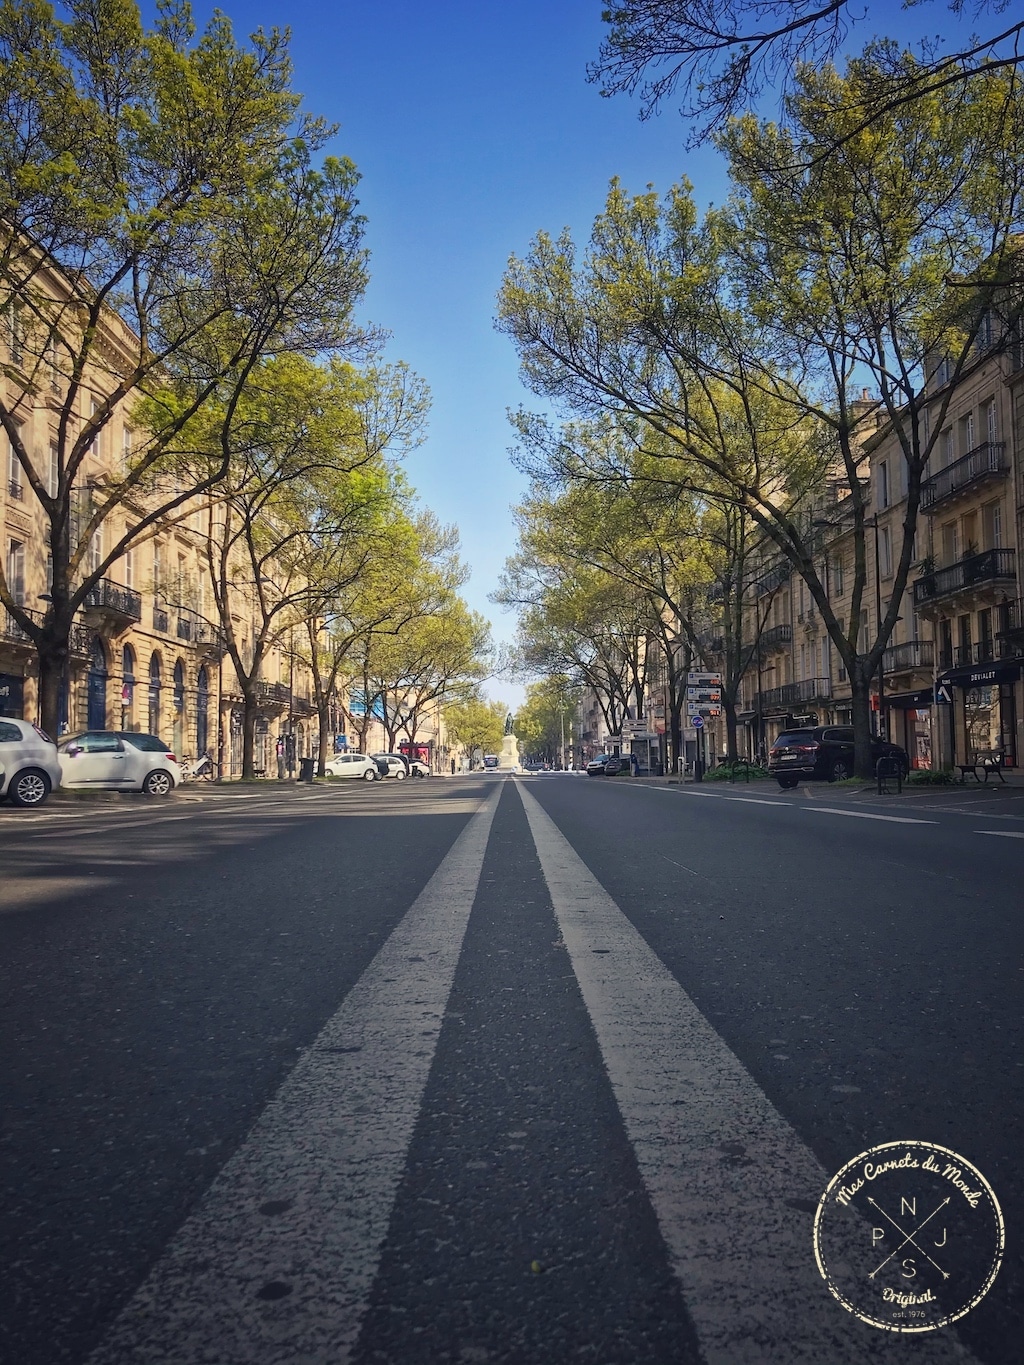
867, 1197, 951, 1280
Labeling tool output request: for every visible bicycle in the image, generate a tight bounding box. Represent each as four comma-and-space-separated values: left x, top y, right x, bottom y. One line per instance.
181, 751, 218, 781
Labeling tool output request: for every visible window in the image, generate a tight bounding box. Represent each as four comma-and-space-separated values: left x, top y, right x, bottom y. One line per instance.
7, 432, 22, 499
832, 557, 844, 597
89, 524, 103, 575
6, 300, 25, 368
977, 310, 994, 350
877, 460, 889, 510
48, 442, 59, 497
982, 501, 1003, 549
960, 411, 976, 455
879, 525, 892, 578
7, 539, 26, 603
45, 553, 53, 594
122, 427, 133, 473
124, 540, 135, 590
942, 522, 960, 565
88, 397, 104, 460
940, 427, 953, 468
153, 542, 162, 593
986, 399, 998, 447
935, 354, 952, 387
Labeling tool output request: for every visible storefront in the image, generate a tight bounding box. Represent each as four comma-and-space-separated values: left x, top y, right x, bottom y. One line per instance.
0, 671, 24, 718
885, 688, 933, 770
937, 660, 1021, 768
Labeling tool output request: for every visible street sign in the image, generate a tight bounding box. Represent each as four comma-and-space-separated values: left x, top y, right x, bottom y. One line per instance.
687, 703, 721, 717
687, 687, 721, 702
687, 672, 722, 686
936, 683, 953, 705
691, 715, 704, 729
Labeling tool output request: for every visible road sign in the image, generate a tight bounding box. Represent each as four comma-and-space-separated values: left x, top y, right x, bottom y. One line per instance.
687, 703, 721, 716
687, 687, 721, 702
691, 715, 704, 729
688, 672, 722, 687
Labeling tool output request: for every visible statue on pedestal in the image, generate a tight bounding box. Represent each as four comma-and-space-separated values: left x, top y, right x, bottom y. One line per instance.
497, 711, 519, 771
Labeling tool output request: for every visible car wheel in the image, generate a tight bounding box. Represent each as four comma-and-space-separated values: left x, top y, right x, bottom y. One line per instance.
8, 768, 51, 807
362, 767, 377, 781
143, 769, 174, 797
394, 768, 406, 780
830, 758, 852, 782
777, 775, 799, 789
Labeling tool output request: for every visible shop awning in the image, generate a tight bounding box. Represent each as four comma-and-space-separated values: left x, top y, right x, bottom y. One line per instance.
938, 659, 1022, 688
886, 687, 934, 709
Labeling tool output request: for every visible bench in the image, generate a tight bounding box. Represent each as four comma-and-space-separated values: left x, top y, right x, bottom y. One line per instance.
956, 749, 1006, 784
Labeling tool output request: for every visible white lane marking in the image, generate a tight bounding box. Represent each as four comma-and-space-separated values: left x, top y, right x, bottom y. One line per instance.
515, 782, 974, 1365
805, 808, 937, 825
88, 783, 502, 1365
975, 830, 1024, 838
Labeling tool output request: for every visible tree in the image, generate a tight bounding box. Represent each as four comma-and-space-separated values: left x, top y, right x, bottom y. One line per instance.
590, 0, 1023, 145
443, 694, 507, 768
514, 676, 579, 765
499, 52, 1024, 774
0, 0, 368, 736
193, 356, 400, 777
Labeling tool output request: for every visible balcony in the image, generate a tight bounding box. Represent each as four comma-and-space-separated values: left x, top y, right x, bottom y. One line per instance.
921, 442, 1008, 511
81, 577, 141, 629
883, 639, 934, 674
759, 623, 792, 653
8, 480, 24, 501
2, 606, 35, 644
153, 607, 169, 633
759, 677, 831, 711
913, 548, 1016, 608
755, 560, 791, 596
3, 607, 93, 655
995, 599, 1024, 660
254, 680, 292, 708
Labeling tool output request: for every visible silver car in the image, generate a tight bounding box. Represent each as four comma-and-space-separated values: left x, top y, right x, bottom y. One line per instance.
0, 718, 62, 807
58, 731, 182, 795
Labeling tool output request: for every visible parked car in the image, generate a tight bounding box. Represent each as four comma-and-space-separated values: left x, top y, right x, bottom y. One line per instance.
768, 725, 909, 788
404, 757, 430, 777
0, 718, 62, 807
57, 731, 182, 795
325, 752, 380, 781
371, 753, 409, 779
586, 753, 622, 777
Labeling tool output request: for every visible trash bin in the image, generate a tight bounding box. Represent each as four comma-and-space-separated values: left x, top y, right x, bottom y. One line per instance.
298, 757, 316, 783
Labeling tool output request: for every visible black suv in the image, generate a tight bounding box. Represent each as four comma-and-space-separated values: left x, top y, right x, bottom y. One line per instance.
768, 725, 909, 788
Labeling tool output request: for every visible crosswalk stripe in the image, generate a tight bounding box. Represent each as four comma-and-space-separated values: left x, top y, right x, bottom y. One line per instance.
516, 781, 977, 1365
88, 783, 502, 1365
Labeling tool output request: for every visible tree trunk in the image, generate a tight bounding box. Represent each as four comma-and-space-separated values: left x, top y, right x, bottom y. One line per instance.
36, 636, 69, 740
850, 666, 875, 780
242, 692, 259, 779
316, 700, 331, 776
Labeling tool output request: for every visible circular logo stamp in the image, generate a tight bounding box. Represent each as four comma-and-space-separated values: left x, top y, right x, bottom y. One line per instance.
814, 1140, 1004, 1333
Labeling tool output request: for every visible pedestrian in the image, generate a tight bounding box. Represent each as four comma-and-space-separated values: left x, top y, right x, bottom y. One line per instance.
451, 757, 456, 775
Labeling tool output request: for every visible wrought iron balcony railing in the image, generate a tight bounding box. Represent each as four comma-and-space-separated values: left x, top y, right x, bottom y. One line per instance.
759, 623, 793, 652
83, 577, 142, 621
921, 442, 1008, 510
913, 548, 1016, 606
882, 639, 934, 674
758, 677, 831, 709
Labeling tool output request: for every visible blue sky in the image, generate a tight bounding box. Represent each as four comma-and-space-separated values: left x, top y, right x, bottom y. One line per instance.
194, 0, 983, 708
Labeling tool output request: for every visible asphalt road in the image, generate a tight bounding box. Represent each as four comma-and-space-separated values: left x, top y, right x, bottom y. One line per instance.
0, 774, 1020, 1364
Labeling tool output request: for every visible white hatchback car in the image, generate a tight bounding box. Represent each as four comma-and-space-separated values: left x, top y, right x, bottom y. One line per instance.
371, 753, 409, 779
0, 718, 62, 807
325, 752, 379, 781
58, 731, 182, 795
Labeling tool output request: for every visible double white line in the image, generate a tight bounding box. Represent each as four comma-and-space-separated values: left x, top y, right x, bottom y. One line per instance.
90, 780, 976, 1365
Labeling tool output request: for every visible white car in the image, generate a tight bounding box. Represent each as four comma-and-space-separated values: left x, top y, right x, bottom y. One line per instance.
371, 752, 408, 779
325, 752, 380, 781
58, 731, 182, 795
0, 718, 62, 807
406, 757, 430, 777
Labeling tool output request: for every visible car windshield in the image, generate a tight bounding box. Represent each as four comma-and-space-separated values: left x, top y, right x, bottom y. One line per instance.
773, 731, 815, 747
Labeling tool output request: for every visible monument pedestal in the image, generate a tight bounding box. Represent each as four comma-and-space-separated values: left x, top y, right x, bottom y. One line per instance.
496, 732, 520, 771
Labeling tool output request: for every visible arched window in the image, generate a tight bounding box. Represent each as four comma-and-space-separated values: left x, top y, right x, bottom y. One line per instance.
148, 654, 162, 736
172, 660, 186, 753
87, 637, 108, 730
196, 665, 209, 755
121, 645, 136, 728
